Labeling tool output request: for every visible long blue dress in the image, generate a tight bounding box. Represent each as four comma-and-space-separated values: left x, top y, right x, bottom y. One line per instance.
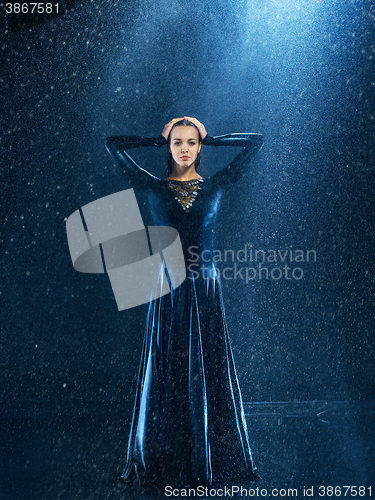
105, 132, 263, 487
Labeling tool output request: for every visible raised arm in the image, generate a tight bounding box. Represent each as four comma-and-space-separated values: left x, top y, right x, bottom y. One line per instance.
203, 133, 263, 185
105, 135, 167, 183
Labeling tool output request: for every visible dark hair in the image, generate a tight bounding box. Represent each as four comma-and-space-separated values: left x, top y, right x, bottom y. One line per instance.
166, 119, 203, 177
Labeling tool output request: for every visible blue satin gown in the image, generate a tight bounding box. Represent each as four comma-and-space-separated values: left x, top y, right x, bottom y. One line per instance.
105, 131, 263, 487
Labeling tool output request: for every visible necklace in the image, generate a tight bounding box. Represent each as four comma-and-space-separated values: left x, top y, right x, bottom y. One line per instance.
166, 178, 204, 212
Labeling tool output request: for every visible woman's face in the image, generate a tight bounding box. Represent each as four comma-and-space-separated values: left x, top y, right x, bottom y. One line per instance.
169, 125, 201, 170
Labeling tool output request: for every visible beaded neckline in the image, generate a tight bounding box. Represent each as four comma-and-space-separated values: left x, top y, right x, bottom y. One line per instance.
166, 178, 204, 212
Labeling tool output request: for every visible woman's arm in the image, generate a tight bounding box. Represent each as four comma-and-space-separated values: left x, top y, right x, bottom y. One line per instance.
105, 135, 167, 182
203, 133, 263, 185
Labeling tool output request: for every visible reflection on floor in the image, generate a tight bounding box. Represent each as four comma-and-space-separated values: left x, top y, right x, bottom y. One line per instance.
1, 401, 374, 500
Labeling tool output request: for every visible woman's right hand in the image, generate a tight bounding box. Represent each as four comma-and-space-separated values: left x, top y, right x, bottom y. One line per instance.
161, 118, 184, 140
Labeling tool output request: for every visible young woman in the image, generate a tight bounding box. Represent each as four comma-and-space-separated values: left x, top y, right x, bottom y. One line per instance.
105, 117, 263, 488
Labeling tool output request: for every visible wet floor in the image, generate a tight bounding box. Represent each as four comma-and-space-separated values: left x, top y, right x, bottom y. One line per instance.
1, 401, 374, 500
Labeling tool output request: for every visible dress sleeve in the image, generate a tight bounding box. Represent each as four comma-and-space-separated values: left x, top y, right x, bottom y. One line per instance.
105, 134, 167, 184
203, 133, 263, 185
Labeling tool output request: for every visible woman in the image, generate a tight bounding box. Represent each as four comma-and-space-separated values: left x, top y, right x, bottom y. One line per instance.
105, 117, 263, 488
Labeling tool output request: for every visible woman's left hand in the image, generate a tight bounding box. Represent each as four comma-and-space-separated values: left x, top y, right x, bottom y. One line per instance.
183, 116, 208, 140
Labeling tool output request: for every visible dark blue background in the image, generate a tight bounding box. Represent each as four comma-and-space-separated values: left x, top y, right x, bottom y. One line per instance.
1, 0, 374, 421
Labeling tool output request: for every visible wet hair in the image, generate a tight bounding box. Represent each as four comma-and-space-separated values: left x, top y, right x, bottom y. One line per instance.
166, 119, 203, 177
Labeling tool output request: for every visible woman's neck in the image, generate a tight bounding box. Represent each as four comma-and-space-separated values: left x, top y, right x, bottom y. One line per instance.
167, 164, 202, 181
